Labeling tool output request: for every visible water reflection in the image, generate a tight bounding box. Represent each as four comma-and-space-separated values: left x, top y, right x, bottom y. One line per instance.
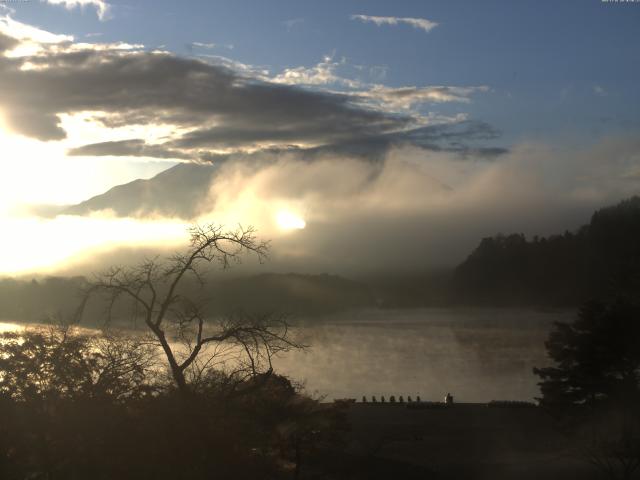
0, 322, 25, 334
1, 308, 571, 402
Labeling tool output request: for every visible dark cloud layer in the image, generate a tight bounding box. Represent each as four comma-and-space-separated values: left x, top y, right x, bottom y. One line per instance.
0, 29, 505, 158
0, 32, 17, 53
67, 139, 193, 160
0, 47, 409, 143
67, 120, 507, 163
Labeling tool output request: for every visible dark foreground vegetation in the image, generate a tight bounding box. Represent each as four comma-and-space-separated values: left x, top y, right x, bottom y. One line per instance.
2, 313, 638, 480
533, 298, 640, 480
0, 326, 353, 480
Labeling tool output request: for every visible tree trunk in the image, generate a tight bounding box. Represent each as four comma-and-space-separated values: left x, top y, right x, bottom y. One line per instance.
152, 326, 190, 395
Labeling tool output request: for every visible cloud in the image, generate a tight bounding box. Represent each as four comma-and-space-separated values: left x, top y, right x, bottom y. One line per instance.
61, 122, 505, 223
0, 34, 393, 143
9, 135, 640, 276
0, 19, 502, 158
0, 14, 502, 166
75, 135, 621, 275
350, 14, 438, 33
43, 0, 111, 21
356, 85, 490, 109
272, 57, 487, 110
0, 15, 73, 46
66, 119, 506, 171
192, 42, 217, 49
593, 85, 607, 96
216, 137, 640, 272
283, 18, 304, 30
186, 42, 234, 54
195, 54, 269, 76
0, 32, 17, 53
272, 55, 362, 88
67, 139, 193, 160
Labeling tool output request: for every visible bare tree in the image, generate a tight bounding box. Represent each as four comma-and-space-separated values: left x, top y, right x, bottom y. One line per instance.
80, 223, 302, 395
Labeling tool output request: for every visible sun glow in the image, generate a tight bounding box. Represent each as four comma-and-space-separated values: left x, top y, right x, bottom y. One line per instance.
275, 211, 306, 231
0, 126, 174, 214
0, 215, 189, 275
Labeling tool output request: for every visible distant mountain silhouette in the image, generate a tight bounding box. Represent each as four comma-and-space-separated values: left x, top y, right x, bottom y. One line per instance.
65, 162, 220, 218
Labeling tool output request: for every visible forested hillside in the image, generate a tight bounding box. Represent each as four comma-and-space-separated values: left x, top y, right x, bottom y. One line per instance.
452, 196, 640, 306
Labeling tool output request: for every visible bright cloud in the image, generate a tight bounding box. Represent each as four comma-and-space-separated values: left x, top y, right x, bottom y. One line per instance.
358, 85, 490, 109
272, 56, 486, 110
43, 0, 111, 21
272, 55, 361, 88
350, 15, 438, 33
186, 136, 640, 273
0, 15, 73, 46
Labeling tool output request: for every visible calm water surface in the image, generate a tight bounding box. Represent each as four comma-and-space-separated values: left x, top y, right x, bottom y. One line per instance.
1, 308, 572, 403
275, 308, 571, 402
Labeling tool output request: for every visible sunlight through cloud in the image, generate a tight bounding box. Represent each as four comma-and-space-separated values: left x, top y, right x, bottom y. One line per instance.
275, 211, 306, 231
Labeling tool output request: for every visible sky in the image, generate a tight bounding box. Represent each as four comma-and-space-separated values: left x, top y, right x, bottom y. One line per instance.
0, 0, 639, 275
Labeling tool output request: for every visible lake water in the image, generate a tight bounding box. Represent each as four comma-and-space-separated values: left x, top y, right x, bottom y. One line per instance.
1, 308, 572, 403
275, 308, 572, 402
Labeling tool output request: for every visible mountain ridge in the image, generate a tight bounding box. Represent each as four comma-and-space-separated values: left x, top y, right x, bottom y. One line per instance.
65, 163, 219, 219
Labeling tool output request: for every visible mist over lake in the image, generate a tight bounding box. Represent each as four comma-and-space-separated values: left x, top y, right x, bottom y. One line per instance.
1, 308, 569, 403
274, 308, 569, 402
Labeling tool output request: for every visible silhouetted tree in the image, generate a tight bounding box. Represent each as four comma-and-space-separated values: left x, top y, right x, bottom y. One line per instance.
587, 197, 640, 297
0, 326, 156, 402
0, 326, 159, 479
535, 300, 640, 409
81, 224, 303, 396
452, 196, 640, 306
534, 299, 640, 479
